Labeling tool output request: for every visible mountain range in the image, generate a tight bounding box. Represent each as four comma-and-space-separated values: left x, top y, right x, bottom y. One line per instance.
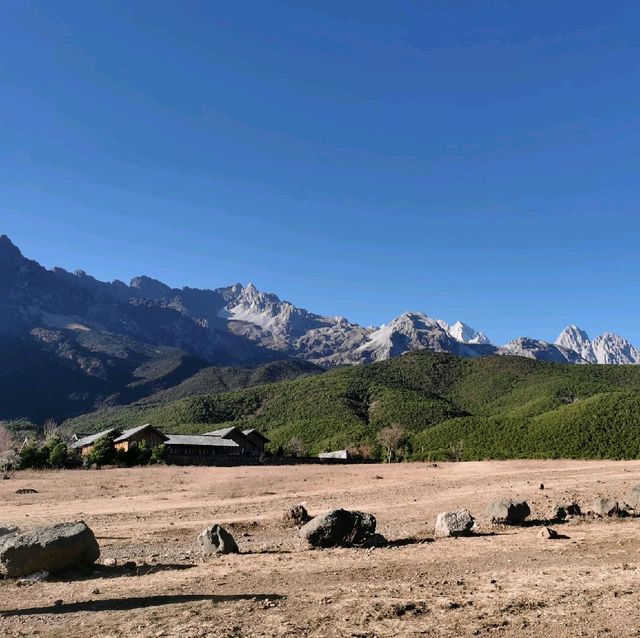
0, 234, 638, 422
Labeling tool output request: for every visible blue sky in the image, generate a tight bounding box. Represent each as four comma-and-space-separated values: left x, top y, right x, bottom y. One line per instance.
1, 1, 639, 345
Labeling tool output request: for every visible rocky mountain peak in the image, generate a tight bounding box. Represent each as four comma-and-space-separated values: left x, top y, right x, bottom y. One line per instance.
500, 337, 586, 364
449, 320, 491, 345
592, 332, 640, 365
555, 325, 596, 363
130, 275, 172, 299
0, 234, 25, 266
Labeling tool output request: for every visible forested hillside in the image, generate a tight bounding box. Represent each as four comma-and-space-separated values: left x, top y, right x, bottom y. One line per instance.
65, 352, 640, 460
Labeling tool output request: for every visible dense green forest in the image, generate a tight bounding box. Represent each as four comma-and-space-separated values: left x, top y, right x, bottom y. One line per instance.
64, 352, 640, 460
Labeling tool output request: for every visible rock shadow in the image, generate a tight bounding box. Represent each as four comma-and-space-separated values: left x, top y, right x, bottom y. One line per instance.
47, 562, 196, 582
1, 593, 284, 617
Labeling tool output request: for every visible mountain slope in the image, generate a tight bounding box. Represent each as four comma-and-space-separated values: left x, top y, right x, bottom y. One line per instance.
2, 235, 640, 423
64, 350, 640, 460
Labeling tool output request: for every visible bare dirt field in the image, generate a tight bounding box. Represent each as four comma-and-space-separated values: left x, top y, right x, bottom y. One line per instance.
2, 460, 640, 637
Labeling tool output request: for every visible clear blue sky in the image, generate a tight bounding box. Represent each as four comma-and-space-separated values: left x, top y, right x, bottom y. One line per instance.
1, 1, 639, 345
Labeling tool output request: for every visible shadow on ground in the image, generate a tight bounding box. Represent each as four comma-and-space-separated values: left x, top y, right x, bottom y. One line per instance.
47, 563, 196, 582
1, 593, 284, 617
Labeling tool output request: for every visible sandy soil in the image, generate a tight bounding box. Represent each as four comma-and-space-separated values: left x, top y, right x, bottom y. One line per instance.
2, 460, 640, 637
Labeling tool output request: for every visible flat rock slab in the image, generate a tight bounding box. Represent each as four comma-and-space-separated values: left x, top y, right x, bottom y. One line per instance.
435, 509, 475, 537
488, 499, 531, 525
0, 521, 99, 578
300, 508, 376, 548
198, 524, 239, 556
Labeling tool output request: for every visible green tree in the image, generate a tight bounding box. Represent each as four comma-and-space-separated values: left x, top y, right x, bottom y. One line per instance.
87, 432, 117, 469
46, 435, 69, 469
19, 440, 48, 469
150, 444, 167, 464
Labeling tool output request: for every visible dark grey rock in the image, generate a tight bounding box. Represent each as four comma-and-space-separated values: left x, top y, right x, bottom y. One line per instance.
435, 510, 476, 537
197, 524, 239, 556
488, 499, 531, 525
0, 521, 100, 578
553, 501, 581, 520
299, 509, 377, 548
0, 525, 18, 538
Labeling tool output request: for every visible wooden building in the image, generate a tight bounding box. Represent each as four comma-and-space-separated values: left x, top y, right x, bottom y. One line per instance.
203, 426, 270, 456
163, 434, 240, 464
242, 429, 270, 456
113, 424, 167, 452
71, 428, 120, 457
71, 423, 271, 465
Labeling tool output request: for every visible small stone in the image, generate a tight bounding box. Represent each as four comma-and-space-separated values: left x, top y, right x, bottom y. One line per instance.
626, 484, 640, 512
553, 502, 581, 520
488, 499, 531, 525
435, 510, 476, 537
538, 527, 560, 540
198, 524, 239, 556
592, 497, 623, 517
282, 504, 311, 528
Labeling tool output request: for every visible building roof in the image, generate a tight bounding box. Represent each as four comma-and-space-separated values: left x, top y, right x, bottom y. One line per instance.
164, 434, 240, 448
71, 428, 120, 449
202, 426, 238, 438
242, 429, 270, 442
113, 423, 168, 444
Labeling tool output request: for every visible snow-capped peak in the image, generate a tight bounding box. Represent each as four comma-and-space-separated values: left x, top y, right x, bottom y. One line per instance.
592, 332, 640, 365
554, 325, 596, 363
449, 320, 491, 345
555, 325, 639, 365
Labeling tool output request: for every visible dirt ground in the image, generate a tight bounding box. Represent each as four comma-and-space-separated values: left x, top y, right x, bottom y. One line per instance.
2, 460, 640, 637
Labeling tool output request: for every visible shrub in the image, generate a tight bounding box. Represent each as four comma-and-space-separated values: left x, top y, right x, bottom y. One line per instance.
87, 431, 118, 468
0, 450, 21, 478
150, 444, 167, 464
19, 440, 48, 469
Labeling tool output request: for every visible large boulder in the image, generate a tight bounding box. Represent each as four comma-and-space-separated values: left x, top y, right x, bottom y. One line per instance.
0, 521, 99, 578
435, 510, 475, 537
197, 524, 239, 556
592, 497, 623, 517
626, 485, 640, 512
299, 509, 376, 548
553, 502, 581, 520
488, 499, 531, 525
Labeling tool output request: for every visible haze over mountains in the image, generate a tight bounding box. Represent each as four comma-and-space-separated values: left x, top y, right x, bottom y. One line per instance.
0, 235, 638, 422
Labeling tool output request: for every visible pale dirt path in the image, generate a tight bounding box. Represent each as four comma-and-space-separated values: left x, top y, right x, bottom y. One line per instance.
2, 461, 640, 637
